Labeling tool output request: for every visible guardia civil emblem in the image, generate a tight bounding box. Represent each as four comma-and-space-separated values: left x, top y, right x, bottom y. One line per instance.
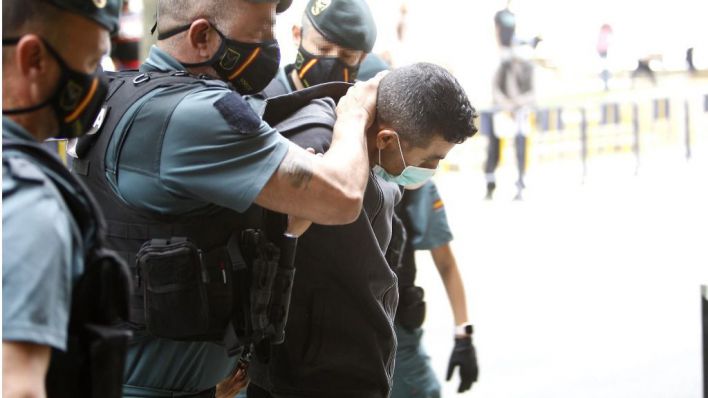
295, 51, 305, 69
93, 0, 107, 8
310, 0, 331, 16
220, 48, 242, 71
60, 81, 84, 111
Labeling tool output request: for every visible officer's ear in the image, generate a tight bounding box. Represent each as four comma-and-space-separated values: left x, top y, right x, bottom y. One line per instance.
187, 19, 215, 59
375, 129, 398, 151
14, 35, 59, 98
291, 24, 302, 48
15, 35, 48, 79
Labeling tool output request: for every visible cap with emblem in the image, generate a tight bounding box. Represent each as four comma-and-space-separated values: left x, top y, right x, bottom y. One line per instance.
44, 0, 122, 33
305, 0, 377, 53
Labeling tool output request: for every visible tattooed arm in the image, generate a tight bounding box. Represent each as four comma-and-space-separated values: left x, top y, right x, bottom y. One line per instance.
255, 119, 367, 225
254, 75, 383, 225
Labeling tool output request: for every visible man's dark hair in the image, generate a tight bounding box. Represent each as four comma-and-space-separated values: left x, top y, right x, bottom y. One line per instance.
377, 62, 477, 147
2, 0, 62, 37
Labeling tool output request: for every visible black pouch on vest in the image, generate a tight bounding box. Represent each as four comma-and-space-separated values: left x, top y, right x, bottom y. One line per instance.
136, 237, 210, 339
244, 230, 280, 343
396, 286, 427, 330
267, 234, 298, 345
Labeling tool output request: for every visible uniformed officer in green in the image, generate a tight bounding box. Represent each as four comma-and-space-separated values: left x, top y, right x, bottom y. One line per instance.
262, 0, 377, 97
2, 0, 120, 397
69, 0, 384, 397
392, 180, 480, 397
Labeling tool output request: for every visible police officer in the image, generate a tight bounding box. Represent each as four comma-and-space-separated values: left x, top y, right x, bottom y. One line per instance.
393, 180, 480, 397
262, 0, 376, 97
2, 0, 126, 397
69, 0, 383, 396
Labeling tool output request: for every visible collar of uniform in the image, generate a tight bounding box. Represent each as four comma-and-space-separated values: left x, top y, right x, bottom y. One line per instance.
140, 45, 186, 73
2, 116, 36, 143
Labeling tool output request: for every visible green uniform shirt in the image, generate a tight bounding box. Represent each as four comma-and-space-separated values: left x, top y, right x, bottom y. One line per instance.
402, 181, 453, 250
2, 117, 84, 351
115, 46, 290, 397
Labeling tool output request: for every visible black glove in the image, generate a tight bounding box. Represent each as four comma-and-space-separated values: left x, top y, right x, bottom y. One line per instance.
446, 336, 479, 393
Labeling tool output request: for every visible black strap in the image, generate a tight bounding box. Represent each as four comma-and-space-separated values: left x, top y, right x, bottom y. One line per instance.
75, 70, 218, 159
263, 81, 351, 126
156, 24, 191, 41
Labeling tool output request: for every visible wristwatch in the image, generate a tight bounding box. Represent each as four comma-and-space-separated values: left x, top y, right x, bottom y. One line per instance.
455, 323, 474, 337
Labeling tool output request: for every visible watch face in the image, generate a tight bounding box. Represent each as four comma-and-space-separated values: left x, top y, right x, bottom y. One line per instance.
464, 324, 473, 335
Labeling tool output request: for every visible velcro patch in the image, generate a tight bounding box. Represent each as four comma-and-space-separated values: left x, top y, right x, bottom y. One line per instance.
214, 92, 262, 134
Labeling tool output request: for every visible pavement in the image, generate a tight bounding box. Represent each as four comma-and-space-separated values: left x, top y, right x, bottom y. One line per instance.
414, 146, 707, 397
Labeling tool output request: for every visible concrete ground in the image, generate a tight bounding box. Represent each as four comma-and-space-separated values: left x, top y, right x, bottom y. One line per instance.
414, 148, 707, 397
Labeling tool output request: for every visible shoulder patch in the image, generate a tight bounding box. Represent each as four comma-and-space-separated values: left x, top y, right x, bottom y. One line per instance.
214, 92, 262, 134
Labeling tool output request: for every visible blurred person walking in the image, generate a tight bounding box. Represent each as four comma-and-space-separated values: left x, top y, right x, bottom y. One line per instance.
484, 45, 535, 201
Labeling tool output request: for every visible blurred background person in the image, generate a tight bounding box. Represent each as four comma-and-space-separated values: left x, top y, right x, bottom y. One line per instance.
484, 44, 535, 201
597, 23, 613, 91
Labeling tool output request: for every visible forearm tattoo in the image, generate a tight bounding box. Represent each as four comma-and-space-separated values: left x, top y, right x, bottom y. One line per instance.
282, 152, 314, 189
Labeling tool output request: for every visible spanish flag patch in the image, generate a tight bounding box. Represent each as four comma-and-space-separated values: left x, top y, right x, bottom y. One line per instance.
433, 199, 444, 210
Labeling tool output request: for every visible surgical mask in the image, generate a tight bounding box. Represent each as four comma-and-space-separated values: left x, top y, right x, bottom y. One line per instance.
294, 46, 359, 87
158, 24, 280, 95
2, 38, 109, 140
373, 133, 436, 189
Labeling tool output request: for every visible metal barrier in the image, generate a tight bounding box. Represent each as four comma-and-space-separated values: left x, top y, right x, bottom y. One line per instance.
472, 92, 708, 181
703, 285, 707, 398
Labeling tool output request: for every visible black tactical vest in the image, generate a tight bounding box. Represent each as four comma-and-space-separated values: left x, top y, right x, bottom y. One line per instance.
3, 138, 132, 398
71, 71, 292, 354
391, 192, 427, 331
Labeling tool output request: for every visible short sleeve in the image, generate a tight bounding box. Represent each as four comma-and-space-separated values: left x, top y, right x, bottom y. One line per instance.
406, 181, 453, 251
2, 163, 83, 351
160, 89, 290, 213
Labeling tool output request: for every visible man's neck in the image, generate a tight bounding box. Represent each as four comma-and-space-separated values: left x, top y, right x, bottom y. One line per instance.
365, 127, 378, 169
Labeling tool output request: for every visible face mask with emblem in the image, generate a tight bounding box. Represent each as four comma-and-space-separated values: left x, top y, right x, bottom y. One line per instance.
294, 46, 359, 87
373, 132, 436, 189
159, 23, 280, 95
2, 38, 109, 139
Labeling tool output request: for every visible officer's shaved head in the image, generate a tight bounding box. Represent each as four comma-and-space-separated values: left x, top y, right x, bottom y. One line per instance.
2, 0, 62, 37
157, 0, 278, 33
377, 63, 478, 147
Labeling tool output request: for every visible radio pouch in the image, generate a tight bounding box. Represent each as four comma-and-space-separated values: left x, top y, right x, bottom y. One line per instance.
136, 237, 210, 339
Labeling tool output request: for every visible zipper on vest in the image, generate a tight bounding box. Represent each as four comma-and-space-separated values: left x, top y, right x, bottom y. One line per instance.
198, 249, 210, 284
219, 261, 227, 284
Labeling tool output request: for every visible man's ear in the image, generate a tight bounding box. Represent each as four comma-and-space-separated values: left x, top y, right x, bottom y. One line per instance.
291, 25, 302, 48
187, 19, 214, 59
375, 129, 398, 150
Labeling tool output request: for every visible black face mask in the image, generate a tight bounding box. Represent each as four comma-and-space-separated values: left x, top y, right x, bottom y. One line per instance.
158, 24, 280, 95
2, 38, 109, 140
294, 46, 360, 88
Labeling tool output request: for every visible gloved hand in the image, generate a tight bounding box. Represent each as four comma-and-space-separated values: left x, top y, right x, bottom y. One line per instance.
446, 336, 479, 393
